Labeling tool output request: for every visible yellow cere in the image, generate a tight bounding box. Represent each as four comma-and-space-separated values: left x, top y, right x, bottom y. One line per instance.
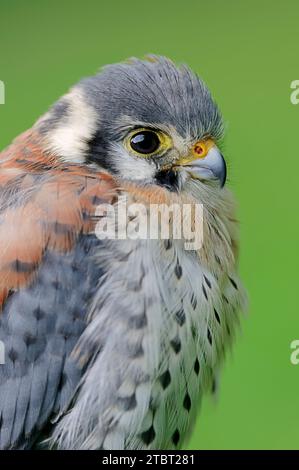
192, 138, 215, 159
177, 138, 215, 166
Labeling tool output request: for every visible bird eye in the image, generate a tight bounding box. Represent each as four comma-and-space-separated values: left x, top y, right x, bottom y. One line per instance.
129, 130, 161, 155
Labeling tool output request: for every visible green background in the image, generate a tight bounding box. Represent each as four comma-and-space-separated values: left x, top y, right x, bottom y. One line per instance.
0, 0, 298, 450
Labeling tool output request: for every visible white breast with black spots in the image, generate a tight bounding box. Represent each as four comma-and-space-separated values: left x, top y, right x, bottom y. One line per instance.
112, 238, 242, 450
50, 237, 243, 450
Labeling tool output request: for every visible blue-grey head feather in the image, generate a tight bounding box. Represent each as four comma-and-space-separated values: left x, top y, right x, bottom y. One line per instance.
80, 56, 223, 142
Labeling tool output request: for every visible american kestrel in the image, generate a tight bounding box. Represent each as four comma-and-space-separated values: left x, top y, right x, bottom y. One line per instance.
0, 57, 246, 449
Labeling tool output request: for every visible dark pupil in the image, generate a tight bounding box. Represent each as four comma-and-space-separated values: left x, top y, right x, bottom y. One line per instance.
130, 131, 160, 154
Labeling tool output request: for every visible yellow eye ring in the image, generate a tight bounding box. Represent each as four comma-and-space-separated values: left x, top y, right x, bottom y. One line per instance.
125, 128, 172, 157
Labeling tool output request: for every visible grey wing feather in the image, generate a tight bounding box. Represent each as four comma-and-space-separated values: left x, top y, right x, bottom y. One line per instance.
0, 234, 103, 449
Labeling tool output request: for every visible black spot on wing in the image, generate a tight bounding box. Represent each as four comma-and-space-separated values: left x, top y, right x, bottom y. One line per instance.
214, 308, 221, 324
211, 378, 217, 394
175, 307, 186, 326
175, 262, 183, 280
164, 239, 172, 250
172, 429, 180, 446
118, 393, 137, 411
23, 333, 37, 347
191, 325, 197, 340
10, 259, 37, 274
215, 254, 221, 265
33, 307, 45, 321
52, 221, 73, 236
127, 342, 144, 358
203, 275, 211, 289
202, 284, 208, 300
183, 392, 191, 412
141, 425, 156, 445
229, 276, 238, 290
128, 312, 147, 329
8, 348, 18, 362
159, 370, 171, 389
191, 294, 197, 310
170, 336, 181, 354
194, 358, 200, 375
91, 195, 106, 205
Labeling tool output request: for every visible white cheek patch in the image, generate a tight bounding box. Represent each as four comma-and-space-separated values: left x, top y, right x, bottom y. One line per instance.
39, 87, 98, 163
109, 143, 156, 180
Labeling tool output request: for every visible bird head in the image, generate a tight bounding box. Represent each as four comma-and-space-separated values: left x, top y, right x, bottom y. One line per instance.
37, 56, 226, 192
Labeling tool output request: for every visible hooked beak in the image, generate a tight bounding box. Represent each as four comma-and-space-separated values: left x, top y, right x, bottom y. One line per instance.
175, 139, 227, 187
